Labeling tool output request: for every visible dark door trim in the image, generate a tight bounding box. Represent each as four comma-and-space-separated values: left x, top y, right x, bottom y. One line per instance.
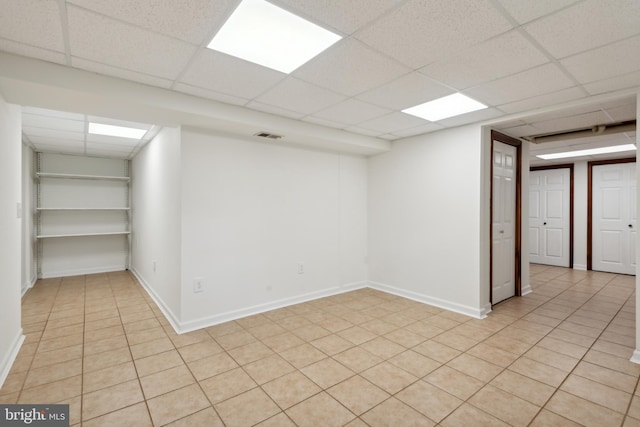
530, 164, 575, 268
490, 130, 522, 305
587, 157, 636, 270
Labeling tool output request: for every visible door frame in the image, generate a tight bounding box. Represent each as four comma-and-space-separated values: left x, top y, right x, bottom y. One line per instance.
530, 164, 575, 268
490, 130, 522, 305
587, 157, 636, 270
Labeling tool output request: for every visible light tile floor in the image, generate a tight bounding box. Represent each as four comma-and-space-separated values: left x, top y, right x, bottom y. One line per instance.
1, 265, 639, 426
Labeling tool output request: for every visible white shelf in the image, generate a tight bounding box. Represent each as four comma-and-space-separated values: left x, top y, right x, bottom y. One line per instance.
36, 172, 130, 182
37, 207, 130, 211
37, 231, 131, 239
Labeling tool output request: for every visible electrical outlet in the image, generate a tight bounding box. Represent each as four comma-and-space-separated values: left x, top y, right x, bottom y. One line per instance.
194, 277, 204, 293
297, 263, 304, 274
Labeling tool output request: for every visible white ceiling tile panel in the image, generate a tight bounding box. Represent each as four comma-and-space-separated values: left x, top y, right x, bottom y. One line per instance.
245, 101, 306, 120
23, 127, 84, 141
22, 114, 85, 132
603, 104, 637, 123
497, 124, 540, 138
27, 137, 84, 148
437, 107, 504, 128
496, 0, 580, 24
22, 107, 85, 121
524, 0, 640, 59
497, 87, 587, 114
293, 38, 410, 97
86, 116, 151, 131
174, 83, 248, 106
67, 0, 233, 45
86, 134, 140, 146
179, 50, 286, 100
343, 126, 382, 137
273, 0, 404, 34
301, 116, 345, 130
529, 111, 613, 134
419, 31, 548, 90
560, 35, 640, 84
311, 99, 391, 126
255, 78, 346, 116
465, 63, 575, 106
357, 112, 427, 134
72, 58, 173, 88
0, 0, 64, 51
583, 70, 640, 96
36, 146, 85, 155
355, 0, 513, 69
522, 103, 607, 125
390, 122, 444, 138
356, 72, 453, 110
0, 38, 66, 65
86, 142, 135, 152
67, 6, 197, 80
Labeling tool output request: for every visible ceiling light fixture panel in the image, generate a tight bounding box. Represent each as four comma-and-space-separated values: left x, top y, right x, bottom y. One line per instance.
88, 123, 148, 139
537, 144, 637, 160
402, 93, 488, 121
207, 0, 342, 74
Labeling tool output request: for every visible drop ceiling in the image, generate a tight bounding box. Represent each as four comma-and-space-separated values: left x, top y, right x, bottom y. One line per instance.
0, 0, 639, 158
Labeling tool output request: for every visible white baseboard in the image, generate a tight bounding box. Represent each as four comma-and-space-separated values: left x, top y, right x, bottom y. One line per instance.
21, 275, 37, 297
129, 267, 182, 335
0, 331, 24, 390
573, 264, 587, 271
41, 265, 127, 279
368, 281, 488, 319
521, 283, 533, 296
631, 350, 640, 365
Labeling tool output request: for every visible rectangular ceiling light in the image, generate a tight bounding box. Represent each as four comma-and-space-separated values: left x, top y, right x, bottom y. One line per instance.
207, 0, 341, 74
402, 93, 487, 122
88, 123, 148, 139
537, 144, 637, 160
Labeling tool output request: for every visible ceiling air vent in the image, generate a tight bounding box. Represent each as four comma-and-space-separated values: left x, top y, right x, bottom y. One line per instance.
254, 131, 284, 140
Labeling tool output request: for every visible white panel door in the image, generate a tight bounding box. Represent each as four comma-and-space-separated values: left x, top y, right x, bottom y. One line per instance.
593, 162, 636, 275
529, 168, 570, 267
492, 141, 517, 304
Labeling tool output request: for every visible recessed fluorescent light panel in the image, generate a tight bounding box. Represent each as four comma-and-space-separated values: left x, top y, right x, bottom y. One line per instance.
537, 144, 637, 160
402, 93, 488, 121
88, 123, 148, 139
207, 0, 342, 73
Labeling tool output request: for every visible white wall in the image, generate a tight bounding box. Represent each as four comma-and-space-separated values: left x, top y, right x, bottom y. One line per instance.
0, 94, 24, 387
21, 143, 35, 294
131, 127, 182, 325
178, 129, 368, 330
368, 124, 488, 317
573, 161, 589, 270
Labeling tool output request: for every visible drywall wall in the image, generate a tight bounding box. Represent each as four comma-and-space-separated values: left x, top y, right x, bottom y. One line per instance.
0, 94, 24, 387
21, 143, 35, 295
178, 129, 369, 330
573, 161, 588, 270
368, 124, 488, 317
131, 127, 182, 325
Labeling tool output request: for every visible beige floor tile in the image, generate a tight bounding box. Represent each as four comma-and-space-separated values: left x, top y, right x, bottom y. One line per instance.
361, 397, 435, 426
228, 341, 275, 365
247, 322, 286, 340
396, 380, 462, 422
134, 349, 183, 377
536, 336, 588, 359
412, 340, 461, 363
215, 387, 280, 427
123, 318, 161, 334
18, 375, 81, 403
200, 367, 257, 404
0, 370, 27, 396
573, 360, 637, 393
405, 321, 445, 339
361, 361, 418, 394
592, 339, 635, 359
440, 402, 510, 427
310, 334, 353, 355
466, 342, 520, 367
255, 412, 297, 427
433, 331, 479, 352
83, 325, 124, 343
262, 371, 321, 410
83, 361, 138, 393
360, 336, 407, 359
147, 384, 211, 426
292, 324, 332, 342
262, 332, 305, 353
280, 343, 327, 368
628, 396, 640, 419
244, 354, 296, 384
83, 402, 152, 427
140, 364, 196, 399
338, 326, 378, 345
547, 328, 597, 348
125, 326, 167, 346
177, 339, 223, 363
30, 344, 83, 369
36, 332, 83, 353
83, 347, 132, 373
301, 357, 354, 389
384, 328, 426, 348
446, 353, 502, 382
509, 357, 568, 387
524, 346, 580, 372
583, 349, 640, 376
425, 365, 485, 400
187, 352, 238, 381
23, 358, 82, 389
41, 324, 84, 341
83, 335, 128, 356
214, 330, 257, 350
82, 379, 144, 421
130, 336, 174, 359
529, 409, 583, 427
560, 374, 631, 414
469, 385, 540, 427
389, 350, 441, 377
545, 390, 624, 426
286, 391, 355, 427
333, 346, 383, 373
327, 375, 389, 415
482, 335, 532, 356
490, 370, 554, 406
164, 407, 224, 427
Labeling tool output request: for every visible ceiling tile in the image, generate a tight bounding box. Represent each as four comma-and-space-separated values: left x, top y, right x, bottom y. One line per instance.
560, 35, 640, 84
245, 101, 306, 119
497, 87, 586, 114
72, 57, 173, 88
67, 0, 232, 45
67, 6, 197, 80
27, 137, 84, 148
311, 99, 391, 126
22, 107, 84, 121
496, 0, 579, 24
357, 112, 427, 134
22, 114, 85, 132
524, 0, 640, 58
419, 31, 548, 90
254, 77, 346, 115
86, 133, 140, 146
0, 0, 64, 52
23, 127, 84, 141
174, 83, 248, 106
529, 110, 613, 134
465, 63, 575, 106
273, 0, 404, 34
357, 72, 453, 110
583, 70, 640, 96
497, 124, 540, 138
390, 122, 444, 138
293, 38, 410, 97
604, 104, 637, 123
438, 107, 504, 127
301, 116, 345, 130
343, 126, 382, 137
0, 39, 66, 65
179, 50, 286, 100
355, 0, 513, 68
